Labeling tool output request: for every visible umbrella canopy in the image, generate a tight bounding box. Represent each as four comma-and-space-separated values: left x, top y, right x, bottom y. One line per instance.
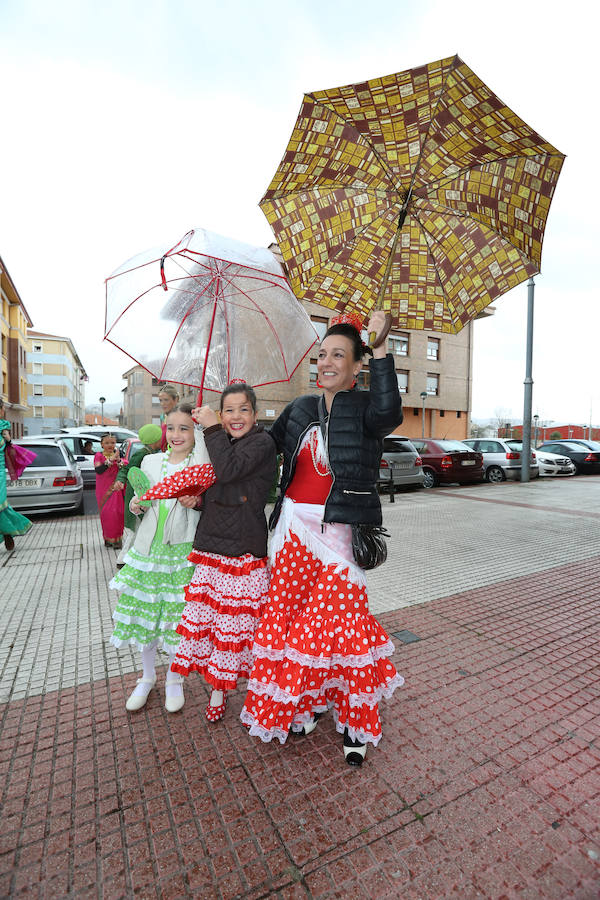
104, 228, 318, 399
260, 55, 565, 333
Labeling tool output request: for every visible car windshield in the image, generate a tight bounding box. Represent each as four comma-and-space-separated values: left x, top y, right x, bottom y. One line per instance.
544, 442, 587, 451
436, 440, 472, 451
18, 445, 65, 467
507, 441, 523, 450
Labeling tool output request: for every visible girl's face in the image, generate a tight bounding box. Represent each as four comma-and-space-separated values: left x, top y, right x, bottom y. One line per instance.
221, 392, 257, 439
159, 392, 178, 414
101, 435, 116, 454
317, 335, 362, 393
166, 412, 195, 454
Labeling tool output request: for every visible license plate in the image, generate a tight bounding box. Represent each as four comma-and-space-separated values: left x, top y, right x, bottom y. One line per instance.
461, 460, 476, 466
394, 462, 412, 469
8, 478, 42, 488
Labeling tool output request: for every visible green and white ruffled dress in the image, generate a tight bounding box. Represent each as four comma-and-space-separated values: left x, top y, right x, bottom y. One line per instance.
109, 458, 195, 652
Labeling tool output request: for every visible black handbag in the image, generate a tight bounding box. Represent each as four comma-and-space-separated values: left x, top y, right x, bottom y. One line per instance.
351, 524, 389, 570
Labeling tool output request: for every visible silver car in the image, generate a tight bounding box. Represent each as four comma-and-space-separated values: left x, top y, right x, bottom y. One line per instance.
7, 439, 84, 515
462, 438, 539, 483
378, 436, 424, 491
21, 433, 102, 486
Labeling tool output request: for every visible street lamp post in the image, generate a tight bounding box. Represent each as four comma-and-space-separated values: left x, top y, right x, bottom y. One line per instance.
533, 414, 539, 448
420, 391, 428, 440
99, 396, 106, 426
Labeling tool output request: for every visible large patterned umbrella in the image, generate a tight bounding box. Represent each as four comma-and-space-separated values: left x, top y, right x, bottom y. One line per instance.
260, 55, 565, 333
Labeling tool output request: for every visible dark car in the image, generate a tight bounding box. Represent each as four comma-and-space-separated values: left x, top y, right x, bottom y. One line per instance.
378, 436, 424, 491
410, 438, 484, 489
535, 441, 600, 475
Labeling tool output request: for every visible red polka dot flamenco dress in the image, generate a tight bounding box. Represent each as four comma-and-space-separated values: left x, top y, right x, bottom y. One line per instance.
241, 428, 403, 746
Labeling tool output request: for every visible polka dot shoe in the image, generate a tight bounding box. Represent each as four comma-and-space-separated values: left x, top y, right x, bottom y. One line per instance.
205, 694, 227, 722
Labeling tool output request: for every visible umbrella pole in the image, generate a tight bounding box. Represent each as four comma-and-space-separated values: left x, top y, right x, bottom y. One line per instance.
520, 277, 535, 482
368, 227, 401, 347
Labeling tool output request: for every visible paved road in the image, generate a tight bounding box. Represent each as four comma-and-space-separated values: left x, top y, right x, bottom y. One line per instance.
1, 476, 599, 898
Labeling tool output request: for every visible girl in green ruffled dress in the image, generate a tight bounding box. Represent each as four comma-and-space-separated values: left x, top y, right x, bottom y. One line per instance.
109, 404, 209, 713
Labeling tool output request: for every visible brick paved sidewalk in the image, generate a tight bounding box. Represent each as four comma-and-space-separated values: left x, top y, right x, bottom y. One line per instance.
1, 483, 599, 898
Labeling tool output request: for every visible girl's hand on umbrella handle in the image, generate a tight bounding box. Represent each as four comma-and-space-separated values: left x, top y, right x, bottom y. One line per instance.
113, 481, 125, 492
129, 496, 143, 515
192, 406, 219, 428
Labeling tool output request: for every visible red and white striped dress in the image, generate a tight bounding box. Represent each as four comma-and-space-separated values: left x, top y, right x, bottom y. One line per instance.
241, 428, 403, 746
170, 550, 269, 690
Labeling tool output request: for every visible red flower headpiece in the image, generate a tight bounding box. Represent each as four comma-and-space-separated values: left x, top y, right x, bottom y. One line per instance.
229, 378, 247, 385
330, 311, 364, 333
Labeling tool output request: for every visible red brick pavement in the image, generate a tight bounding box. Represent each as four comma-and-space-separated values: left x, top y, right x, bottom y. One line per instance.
1, 558, 599, 898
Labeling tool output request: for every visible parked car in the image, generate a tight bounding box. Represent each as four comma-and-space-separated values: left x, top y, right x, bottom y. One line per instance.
20, 433, 102, 485
557, 439, 600, 452
60, 425, 138, 443
463, 438, 539, 483
119, 437, 145, 465
410, 438, 484, 489
513, 446, 575, 477
6, 438, 84, 515
535, 441, 600, 475
378, 436, 424, 491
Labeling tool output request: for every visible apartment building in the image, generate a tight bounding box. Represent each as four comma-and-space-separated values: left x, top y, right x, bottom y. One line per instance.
0, 255, 33, 437
25, 331, 87, 434
120, 366, 196, 430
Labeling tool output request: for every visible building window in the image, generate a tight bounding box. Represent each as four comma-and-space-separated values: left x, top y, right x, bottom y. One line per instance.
310, 316, 329, 343
33, 343, 43, 353
34, 406, 43, 417
426, 374, 439, 396
356, 370, 370, 391
309, 360, 318, 386
427, 338, 440, 360
457, 411, 462, 418
396, 370, 408, 393
33, 362, 43, 375
389, 333, 408, 356
33, 383, 43, 396
2, 334, 7, 356
413, 407, 419, 416
439, 409, 445, 417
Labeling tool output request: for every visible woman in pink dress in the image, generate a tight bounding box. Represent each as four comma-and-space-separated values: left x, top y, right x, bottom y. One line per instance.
94, 433, 125, 548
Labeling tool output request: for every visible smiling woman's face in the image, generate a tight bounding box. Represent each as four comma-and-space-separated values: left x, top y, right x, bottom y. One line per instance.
317, 334, 362, 394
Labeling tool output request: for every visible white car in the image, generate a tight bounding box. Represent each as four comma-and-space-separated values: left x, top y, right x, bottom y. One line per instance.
534, 448, 576, 477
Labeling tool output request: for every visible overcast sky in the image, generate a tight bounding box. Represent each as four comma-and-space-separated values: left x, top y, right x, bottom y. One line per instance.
0, 0, 596, 425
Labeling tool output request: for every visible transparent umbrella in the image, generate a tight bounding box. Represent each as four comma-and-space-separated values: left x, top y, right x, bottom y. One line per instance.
104, 228, 318, 401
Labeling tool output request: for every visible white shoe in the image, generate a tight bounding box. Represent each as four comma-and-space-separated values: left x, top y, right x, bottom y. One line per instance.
165, 674, 185, 713
125, 676, 156, 711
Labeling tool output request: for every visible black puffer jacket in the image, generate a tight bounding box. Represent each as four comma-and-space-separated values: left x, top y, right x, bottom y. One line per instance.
194, 424, 277, 558
269, 354, 402, 528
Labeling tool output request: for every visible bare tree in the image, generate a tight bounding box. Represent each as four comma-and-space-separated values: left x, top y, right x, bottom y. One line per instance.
491, 407, 513, 437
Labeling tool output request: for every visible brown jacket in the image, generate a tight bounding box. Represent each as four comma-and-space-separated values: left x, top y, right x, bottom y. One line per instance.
193, 424, 276, 559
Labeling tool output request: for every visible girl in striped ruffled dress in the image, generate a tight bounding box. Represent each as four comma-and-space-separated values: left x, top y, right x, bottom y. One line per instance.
109, 404, 209, 713
170, 383, 276, 723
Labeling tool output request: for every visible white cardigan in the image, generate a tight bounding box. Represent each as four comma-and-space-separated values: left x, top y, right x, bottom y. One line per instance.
131, 431, 210, 557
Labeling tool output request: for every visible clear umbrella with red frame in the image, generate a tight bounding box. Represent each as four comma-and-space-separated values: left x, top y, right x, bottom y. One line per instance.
104, 228, 319, 403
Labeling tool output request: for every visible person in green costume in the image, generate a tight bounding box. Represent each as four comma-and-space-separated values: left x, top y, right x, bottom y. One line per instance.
114, 424, 163, 564
109, 405, 209, 714
0, 401, 32, 552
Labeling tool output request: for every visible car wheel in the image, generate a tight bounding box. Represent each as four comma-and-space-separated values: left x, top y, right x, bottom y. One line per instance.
486, 465, 505, 484
422, 468, 437, 489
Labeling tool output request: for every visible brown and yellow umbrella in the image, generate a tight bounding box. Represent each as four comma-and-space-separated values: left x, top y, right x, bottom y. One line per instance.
260, 55, 565, 334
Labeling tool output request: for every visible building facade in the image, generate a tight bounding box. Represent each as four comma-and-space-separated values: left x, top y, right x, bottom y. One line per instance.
1, 255, 33, 437
120, 367, 195, 431
25, 331, 87, 434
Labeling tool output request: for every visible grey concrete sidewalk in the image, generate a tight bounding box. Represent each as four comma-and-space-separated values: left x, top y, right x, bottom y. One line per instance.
1, 477, 600, 705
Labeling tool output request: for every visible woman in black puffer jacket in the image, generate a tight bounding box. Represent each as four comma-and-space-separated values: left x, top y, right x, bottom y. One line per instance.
241, 311, 405, 765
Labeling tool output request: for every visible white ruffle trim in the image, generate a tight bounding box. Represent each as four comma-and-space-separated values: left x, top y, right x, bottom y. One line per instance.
118, 549, 193, 574
108, 583, 188, 605
251, 638, 395, 669
112, 610, 180, 631
109, 634, 179, 653
269, 498, 366, 586
247, 671, 404, 709
240, 710, 290, 745
186, 580, 268, 605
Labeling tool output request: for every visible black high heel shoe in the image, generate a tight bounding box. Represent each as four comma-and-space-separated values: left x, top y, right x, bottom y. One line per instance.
343, 728, 366, 767
292, 711, 322, 737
